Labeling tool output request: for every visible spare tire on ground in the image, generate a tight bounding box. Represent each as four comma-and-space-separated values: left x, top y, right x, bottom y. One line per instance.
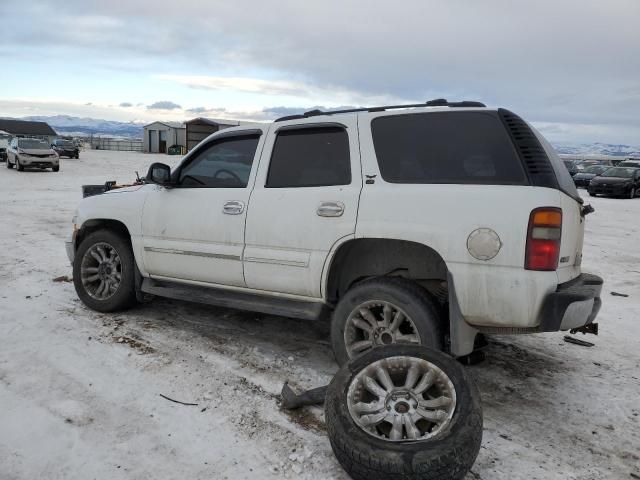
325, 345, 483, 480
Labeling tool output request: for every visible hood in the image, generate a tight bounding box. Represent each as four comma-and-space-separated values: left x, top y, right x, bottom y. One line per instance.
104, 185, 145, 194
21, 148, 56, 155
591, 176, 631, 185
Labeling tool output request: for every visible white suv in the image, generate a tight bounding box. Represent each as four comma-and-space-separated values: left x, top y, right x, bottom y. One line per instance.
66, 99, 603, 363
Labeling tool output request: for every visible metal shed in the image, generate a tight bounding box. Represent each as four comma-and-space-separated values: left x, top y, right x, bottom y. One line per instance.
185, 117, 242, 151
0, 119, 57, 144
143, 121, 186, 154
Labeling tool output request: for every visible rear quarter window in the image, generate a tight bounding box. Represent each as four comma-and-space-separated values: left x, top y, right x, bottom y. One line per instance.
371, 111, 527, 185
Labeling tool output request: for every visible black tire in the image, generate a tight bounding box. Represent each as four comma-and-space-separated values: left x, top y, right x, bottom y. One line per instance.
629, 187, 636, 199
16, 158, 24, 171
73, 230, 137, 312
6, 158, 13, 169
589, 192, 596, 197
326, 345, 483, 480
53, 166, 60, 172
331, 277, 444, 366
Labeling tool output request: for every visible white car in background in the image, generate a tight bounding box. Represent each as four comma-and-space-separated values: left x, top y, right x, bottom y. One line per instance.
6, 137, 60, 172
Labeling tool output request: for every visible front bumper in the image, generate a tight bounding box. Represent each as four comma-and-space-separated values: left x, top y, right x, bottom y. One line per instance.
588, 184, 631, 196
21, 157, 59, 168
573, 178, 591, 188
56, 150, 77, 157
537, 273, 603, 332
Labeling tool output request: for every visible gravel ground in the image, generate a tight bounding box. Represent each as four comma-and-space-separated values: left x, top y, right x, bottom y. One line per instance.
0, 149, 638, 480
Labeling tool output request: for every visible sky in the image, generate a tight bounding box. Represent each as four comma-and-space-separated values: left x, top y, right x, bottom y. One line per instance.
1, 0, 639, 144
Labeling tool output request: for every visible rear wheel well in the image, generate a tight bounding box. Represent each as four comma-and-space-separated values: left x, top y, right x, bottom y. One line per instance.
325, 238, 449, 305
76, 219, 131, 249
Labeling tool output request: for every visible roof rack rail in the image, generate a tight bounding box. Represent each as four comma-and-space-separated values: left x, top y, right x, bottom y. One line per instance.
273, 98, 486, 122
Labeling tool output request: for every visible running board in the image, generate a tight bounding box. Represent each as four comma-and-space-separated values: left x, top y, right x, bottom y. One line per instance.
141, 278, 329, 321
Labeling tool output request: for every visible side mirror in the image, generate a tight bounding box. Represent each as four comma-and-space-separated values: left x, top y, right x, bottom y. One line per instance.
146, 162, 173, 186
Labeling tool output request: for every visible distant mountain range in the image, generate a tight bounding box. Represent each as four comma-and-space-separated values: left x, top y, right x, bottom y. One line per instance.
553, 143, 640, 158
16, 115, 144, 138
4, 115, 639, 157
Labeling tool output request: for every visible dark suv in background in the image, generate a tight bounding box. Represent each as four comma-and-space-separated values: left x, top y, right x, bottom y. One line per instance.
52, 139, 79, 158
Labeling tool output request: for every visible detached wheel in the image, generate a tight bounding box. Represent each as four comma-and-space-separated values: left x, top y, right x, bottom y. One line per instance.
326, 345, 483, 480
73, 230, 137, 312
331, 277, 443, 366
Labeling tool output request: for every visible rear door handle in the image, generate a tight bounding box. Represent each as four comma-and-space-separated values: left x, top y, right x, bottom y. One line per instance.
223, 200, 245, 215
317, 201, 345, 217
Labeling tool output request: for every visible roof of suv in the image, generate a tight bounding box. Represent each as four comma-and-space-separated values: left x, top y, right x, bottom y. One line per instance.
273, 99, 487, 122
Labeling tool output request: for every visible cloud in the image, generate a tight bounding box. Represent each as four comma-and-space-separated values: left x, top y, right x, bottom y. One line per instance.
147, 100, 182, 110
1, 0, 639, 143
119, 102, 133, 107
157, 74, 405, 106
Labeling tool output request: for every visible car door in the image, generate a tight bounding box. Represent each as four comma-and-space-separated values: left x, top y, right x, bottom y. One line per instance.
243, 118, 362, 298
141, 128, 266, 287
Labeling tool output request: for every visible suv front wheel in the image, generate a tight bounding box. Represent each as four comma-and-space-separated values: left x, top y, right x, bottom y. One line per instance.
331, 277, 444, 365
73, 230, 137, 312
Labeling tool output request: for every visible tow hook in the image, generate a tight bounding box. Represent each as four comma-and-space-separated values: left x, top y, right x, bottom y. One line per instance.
570, 323, 598, 336
581, 204, 595, 216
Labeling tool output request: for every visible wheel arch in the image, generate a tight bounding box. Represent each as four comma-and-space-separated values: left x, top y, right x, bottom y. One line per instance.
75, 218, 132, 251
324, 238, 449, 304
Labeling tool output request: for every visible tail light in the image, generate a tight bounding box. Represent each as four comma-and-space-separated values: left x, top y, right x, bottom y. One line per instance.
525, 207, 562, 271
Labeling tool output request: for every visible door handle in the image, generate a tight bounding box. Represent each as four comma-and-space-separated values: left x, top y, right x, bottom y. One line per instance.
317, 201, 345, 217
223, 200, 245, 215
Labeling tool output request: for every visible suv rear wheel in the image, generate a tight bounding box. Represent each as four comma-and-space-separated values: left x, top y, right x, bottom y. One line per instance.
73, 230, 137, 312
331, 277, 444, 365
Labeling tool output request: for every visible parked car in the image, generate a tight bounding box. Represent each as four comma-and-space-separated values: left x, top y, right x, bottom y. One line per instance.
572, 165, 608, 188
588, 167, 640, 198
563, 159, 579, 176
6, 137, 59, 171
66, 100, 602, 364
618, 160, 640, 168
0, 132, 9, 162
52, 139, 80, 158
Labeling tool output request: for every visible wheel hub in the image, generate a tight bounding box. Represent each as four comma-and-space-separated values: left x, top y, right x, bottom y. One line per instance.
386, 390, 418, 415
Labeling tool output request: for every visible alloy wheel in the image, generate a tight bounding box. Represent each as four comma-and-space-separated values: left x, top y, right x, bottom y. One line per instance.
80, 242, 122, 300
346, 355, 456, 442
344, 300, 421, 358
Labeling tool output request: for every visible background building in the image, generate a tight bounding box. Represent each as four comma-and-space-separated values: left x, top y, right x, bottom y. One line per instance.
0, 119, 57, 144
185, 118, 244, 151
143, 121, 186, 153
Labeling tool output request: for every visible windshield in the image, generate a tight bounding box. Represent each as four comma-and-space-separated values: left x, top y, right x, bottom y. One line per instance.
57, 140, 74, 147
601, 167, 636, 178
583, 166, 606, 174
18, 139, 49, 149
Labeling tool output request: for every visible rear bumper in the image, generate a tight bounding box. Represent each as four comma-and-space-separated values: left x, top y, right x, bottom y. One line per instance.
537, 273, 603, 332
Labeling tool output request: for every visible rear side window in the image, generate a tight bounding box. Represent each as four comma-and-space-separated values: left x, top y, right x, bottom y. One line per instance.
266, 126, 351, 188
371, 112, 527, 185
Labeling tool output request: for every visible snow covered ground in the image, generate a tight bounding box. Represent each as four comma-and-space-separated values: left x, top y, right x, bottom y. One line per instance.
0, 149, 638, 480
